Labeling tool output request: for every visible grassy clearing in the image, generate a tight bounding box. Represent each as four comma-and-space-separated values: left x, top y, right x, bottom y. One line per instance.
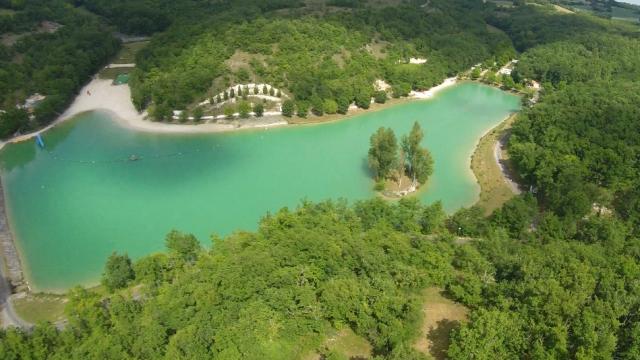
112, 41, 148, 64
225, 50, 266, 73
414, 287, 468, 360
302, 328, 372, 360
471, 114, 519, 215
97, 42, 146, 79
98, 67, 132, 80
366, 40, 388, 60
12, 293, 67, 324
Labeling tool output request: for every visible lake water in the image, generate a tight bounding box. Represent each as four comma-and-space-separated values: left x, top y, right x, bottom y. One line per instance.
0, 82, 520, 292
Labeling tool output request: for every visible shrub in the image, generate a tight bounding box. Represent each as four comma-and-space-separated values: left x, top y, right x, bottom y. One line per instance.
282, 100, 295, 117
374, 90, 387, 104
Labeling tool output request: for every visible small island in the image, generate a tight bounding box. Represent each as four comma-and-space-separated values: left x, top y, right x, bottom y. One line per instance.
368, 121, 433, 198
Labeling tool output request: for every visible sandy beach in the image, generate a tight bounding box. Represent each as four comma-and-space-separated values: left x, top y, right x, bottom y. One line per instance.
1, 75, 461, 150
409, 77, 458, 99
1, 79, 289, 150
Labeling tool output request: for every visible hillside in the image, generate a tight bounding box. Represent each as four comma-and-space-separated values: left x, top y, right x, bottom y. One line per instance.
128, 0, 516, 120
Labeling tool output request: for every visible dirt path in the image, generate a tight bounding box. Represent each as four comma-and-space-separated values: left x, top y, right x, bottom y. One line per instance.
471, 114, 522, 214
0, 289, 32, 330
0, 178, 31, 330
494, 131, 522, 194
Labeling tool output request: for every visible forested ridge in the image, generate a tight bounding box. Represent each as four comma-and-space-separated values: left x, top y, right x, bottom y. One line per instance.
128, 0, 516, 119
1, 1, 640, 359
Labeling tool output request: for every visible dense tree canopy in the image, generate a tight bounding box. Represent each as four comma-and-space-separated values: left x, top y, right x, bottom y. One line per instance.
2, 1, 640, 359
0, 0, 119, 137
127, 0, 516, 118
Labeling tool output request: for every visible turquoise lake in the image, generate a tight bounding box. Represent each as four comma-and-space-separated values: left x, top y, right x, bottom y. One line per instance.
0, 82, 520, 292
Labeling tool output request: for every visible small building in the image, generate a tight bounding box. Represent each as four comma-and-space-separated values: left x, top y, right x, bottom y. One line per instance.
409, 57, 428, 64
18, 93, 46, 112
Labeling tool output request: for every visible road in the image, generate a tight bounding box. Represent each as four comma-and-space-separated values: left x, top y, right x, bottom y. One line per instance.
494, 132, 522, 194
0, 258, 31, 330
0, 178, 31, 330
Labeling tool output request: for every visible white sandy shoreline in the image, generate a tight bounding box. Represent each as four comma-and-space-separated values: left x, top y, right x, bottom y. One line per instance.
0, 79, 291, 150
0, 76, 460, 151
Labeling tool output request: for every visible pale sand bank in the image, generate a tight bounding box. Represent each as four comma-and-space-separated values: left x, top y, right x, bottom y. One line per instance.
410, 77, 457, 99
1, 79, 288, 150
2, 75, 461, 150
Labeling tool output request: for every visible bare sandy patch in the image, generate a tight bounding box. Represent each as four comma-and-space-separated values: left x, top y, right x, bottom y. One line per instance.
414, 287, 468, 360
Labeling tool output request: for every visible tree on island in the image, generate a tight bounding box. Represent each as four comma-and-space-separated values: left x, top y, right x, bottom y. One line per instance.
368, 127, 398, 181
401, 122, 434, 184
368, 122, 433, 191
102, 252, 134, 291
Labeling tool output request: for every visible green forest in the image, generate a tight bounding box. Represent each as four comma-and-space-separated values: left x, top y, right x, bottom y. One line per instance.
128, 0, 516, 119
0, 0, 119, 137
1, 0, 640, 359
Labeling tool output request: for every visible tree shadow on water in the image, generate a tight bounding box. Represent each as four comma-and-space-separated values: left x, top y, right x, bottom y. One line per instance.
427, 319, 462, 360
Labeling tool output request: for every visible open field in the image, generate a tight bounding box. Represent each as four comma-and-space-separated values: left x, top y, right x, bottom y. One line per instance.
471, 114, 520, 215
303, 328, 372, 360
98, 67, 132, 80
113, 41, 148, 64
414, 287, 468, 360
97, 42, 146, 79
12, 293, 66, 324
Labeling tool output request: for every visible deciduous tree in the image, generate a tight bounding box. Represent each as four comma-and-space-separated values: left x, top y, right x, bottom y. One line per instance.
368, 127, 398, 180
